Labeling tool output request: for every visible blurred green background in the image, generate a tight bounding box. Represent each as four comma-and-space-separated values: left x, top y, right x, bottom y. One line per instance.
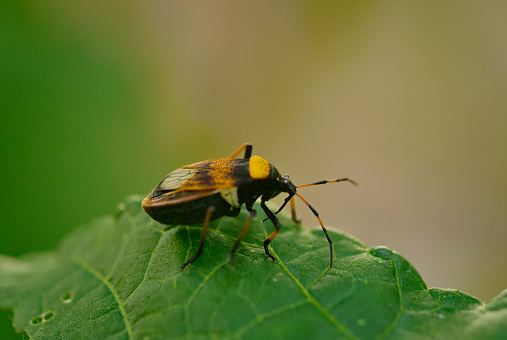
1, 1, 506, 337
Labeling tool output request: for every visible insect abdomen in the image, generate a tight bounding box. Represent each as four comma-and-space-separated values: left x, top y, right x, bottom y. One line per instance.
144, 192, 232, 225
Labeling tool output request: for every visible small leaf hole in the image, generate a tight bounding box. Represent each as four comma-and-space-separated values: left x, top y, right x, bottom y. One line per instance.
43, 311, 54, 322
30, 316, 43, 325
61, 290, 74, 304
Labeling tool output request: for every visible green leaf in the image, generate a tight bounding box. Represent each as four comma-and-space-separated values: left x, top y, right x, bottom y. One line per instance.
1, 196, 506, 339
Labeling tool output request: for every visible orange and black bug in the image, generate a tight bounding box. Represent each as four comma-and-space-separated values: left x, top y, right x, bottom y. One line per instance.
142, 143, 356, 269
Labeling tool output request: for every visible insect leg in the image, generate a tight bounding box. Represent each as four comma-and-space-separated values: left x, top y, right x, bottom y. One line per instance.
260, 201, 281, 262
228, 143, 252, 159
290, 196, 300, 223
224, 207, 241, 218
181, 206, 215, 270
261, 193, 300, 223
229, 208, 256, 265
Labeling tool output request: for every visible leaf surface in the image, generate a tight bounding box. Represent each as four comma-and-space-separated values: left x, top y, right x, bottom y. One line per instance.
0, 196, 506, 339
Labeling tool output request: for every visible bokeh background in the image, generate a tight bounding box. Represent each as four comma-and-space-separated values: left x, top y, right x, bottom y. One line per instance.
1, 1, 506, 337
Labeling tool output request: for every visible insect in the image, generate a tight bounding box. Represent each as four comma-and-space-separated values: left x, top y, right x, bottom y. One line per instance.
142, 143, 356, 270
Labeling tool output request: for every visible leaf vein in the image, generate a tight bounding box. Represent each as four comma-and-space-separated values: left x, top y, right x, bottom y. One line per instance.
124, 231, 164, 304
234, 300, 310, 337
75, 259, 133, 340
273, 251, 358, 340
377, 251, 404, 339
183, 261, 229, 336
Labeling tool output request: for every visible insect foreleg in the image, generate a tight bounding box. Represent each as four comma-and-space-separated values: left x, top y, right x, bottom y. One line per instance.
262, 193, 297, 222
260, 201, 281, 262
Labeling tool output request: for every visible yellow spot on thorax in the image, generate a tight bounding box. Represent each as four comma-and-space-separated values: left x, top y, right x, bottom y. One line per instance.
249, 156, 271, 179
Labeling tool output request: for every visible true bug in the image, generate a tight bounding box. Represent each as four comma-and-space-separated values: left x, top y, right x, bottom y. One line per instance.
142, 143, 356, 269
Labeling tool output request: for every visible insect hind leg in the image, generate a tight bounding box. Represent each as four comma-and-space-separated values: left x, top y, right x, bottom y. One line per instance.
228, 143, 252, 159
181, 206, 215, 270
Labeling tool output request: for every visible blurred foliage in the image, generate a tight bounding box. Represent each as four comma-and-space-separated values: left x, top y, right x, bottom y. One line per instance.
1, 2, 149, 257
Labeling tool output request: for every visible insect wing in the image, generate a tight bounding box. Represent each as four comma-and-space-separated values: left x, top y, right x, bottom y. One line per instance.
146, 188, 219, 208
157, 168, 200, 192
